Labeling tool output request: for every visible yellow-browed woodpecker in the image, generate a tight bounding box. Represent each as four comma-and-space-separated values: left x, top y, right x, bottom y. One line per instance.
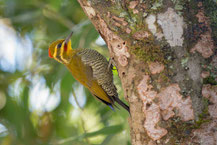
48, 32, 129, 113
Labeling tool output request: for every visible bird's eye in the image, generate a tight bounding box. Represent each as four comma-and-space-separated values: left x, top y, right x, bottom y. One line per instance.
57, 43, 62, 48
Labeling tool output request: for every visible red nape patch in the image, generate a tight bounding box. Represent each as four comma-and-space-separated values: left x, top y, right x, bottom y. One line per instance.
64, 44, 67, 51
48, 49, 53, 58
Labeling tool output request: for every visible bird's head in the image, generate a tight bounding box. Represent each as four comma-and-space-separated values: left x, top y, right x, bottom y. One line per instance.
48, 32, 73, 63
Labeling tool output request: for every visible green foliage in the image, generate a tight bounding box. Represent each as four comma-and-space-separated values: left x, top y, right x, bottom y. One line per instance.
0, 0, 130, 145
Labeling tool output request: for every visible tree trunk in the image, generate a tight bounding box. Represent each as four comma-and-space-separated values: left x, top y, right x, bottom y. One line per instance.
77, 0, 217, 144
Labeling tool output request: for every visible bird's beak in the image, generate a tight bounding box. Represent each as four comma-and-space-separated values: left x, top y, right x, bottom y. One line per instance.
65, 31, 73, 44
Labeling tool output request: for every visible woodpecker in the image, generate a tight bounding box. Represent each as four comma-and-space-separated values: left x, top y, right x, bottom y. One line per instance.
48, 32, 129, 113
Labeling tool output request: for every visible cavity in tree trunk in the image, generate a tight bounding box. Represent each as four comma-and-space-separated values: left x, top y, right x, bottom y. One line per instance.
77, 0, 217, 144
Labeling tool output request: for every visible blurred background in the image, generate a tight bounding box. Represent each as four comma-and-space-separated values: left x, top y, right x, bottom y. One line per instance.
0, 0, 130, 145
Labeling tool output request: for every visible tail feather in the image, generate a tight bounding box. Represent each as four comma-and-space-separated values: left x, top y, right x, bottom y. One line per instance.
93, 94, 130, 114
113, 97, 130, 114
108, 104, 115, 111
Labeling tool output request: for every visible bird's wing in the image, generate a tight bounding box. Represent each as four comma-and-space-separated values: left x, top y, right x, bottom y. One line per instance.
89, 79, 113, 104
66, 54, 113, 104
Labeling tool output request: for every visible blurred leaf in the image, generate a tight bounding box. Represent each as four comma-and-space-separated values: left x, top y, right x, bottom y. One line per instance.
0, 96, 37, 144
48, 0, 62, 10
57, 125, 123, 144
60, 72, 75, 99
127, 141, 132, 145
83, 25, 99, 48
83, 124, 123, 137
11, 10, 41, 23
100, 135, 115, 145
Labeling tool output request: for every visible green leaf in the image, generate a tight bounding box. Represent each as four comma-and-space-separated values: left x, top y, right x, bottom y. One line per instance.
83, 125, 123, 137
100, 135, 115, 145
57, 125, 123, 144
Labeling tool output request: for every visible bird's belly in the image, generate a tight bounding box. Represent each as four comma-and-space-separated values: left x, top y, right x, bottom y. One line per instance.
65, 62, 89, 88
65, 60, 112, 103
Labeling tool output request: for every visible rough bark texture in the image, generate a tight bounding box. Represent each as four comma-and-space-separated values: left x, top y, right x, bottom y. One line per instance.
77, 0, 217, 144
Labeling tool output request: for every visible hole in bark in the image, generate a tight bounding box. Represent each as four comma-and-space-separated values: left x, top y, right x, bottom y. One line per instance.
211, 128, 217, 132
182, 91, 188, 97
208, 101, 213, 105
146, 103, 152, 109
122, 72, 125, 76
184, 66, 189, 70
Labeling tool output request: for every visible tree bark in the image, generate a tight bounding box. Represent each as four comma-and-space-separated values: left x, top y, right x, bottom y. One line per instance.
77, 0, 217, 144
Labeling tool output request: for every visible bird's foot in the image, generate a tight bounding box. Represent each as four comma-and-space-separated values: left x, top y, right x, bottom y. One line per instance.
108, 57, 117, 71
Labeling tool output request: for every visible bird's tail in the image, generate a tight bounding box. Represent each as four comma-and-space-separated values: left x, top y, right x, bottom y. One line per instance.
113, 97, 130, 114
